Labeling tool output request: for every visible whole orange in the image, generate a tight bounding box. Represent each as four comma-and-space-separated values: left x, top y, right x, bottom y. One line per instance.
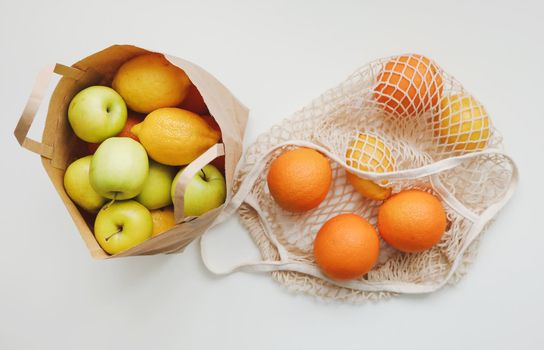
313, 213, 380, 280
267, 148, 332, 212
374, 54, 443, 117
378, 190, 447, 253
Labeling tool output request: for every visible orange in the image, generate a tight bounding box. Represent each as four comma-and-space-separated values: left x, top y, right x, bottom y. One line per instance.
267, 148, 332, 212
112, 53, 191, 113
86, 111, 144, 154
150, 206, 176, 237
180, 84, 209, 115
117, 111, 145, 141
378, 189, 447, 253
313, 213, 380, 280
374, 54, 443, 117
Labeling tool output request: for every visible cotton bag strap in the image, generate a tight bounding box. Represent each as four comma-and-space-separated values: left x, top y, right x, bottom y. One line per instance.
200, 140, 519, 294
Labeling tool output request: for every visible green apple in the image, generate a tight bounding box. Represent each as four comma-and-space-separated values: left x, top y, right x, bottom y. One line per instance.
94, 200, 152, 255
136, 160, 177, 210
68, 86, 127, 143
171, 164, 226, 217
63, 155, 107, 213
90, 137, 149, 200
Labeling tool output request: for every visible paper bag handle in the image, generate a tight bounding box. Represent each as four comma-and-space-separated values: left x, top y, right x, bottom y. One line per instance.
14, 63, 84, 158
173, 143, 225, 223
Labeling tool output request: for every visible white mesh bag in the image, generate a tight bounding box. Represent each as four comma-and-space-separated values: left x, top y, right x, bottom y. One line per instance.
201, 54, 518, 302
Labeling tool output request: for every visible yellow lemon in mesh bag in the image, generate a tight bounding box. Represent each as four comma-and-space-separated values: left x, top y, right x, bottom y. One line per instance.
434, 94, 491, 152
131, 108, 220, 166
345, 133, 395, 201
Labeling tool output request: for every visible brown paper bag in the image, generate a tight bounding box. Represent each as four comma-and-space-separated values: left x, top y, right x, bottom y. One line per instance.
14, 44, 249, 259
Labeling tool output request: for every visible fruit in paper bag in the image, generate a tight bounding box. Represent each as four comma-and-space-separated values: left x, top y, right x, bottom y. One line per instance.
90, 137, 149, 200
131, 108, 220, 166
267, 148, 332, 212
171, 164, 226, 217
86, 141, 99, 155
313, 213, 380, 280
112, 53, 191, 113
87, 111, 144, 154
68, 86, 127, 143
374, 54, 443, 117
63, 156, 107, 213
94, 200, 153, 255
378, 189, 446, 253
180, 84, 209, 115
210, 156, 225, 175
200, 114, 225, 173
151, 206, 176, 237
201, 115, 221, 135
434, 94, 490, 152
345, 133, 394, 201
136, 160, 177, 210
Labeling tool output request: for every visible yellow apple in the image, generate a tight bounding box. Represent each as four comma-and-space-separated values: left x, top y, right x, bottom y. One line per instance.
94, 200, 152, 255
63, 156, 107, 213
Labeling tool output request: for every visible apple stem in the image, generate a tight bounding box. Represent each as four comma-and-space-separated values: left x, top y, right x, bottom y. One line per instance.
201, 169, 207, 181
105, 229, 122, 242
103, 194, 117, 210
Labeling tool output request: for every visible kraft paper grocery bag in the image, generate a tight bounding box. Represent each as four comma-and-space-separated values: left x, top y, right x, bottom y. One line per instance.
14, 44, 248, 259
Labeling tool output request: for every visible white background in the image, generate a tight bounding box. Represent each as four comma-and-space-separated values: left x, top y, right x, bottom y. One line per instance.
1, 1, 543, 349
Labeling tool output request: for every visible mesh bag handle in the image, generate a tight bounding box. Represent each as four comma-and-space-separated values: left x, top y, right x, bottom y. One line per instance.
200, 140, 518, 294
215, 140, 514, 221
200, 54, 519, 299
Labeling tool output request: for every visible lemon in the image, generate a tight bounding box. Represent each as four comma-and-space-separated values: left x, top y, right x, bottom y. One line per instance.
434, 94, 490, 152
131, 108, 220, 166
345, 133, 395, 201
150, 206, 176, 237
112, 54, 191, 114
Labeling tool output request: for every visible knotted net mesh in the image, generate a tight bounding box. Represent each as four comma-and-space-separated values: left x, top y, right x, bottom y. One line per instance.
234, 54, 515, 302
